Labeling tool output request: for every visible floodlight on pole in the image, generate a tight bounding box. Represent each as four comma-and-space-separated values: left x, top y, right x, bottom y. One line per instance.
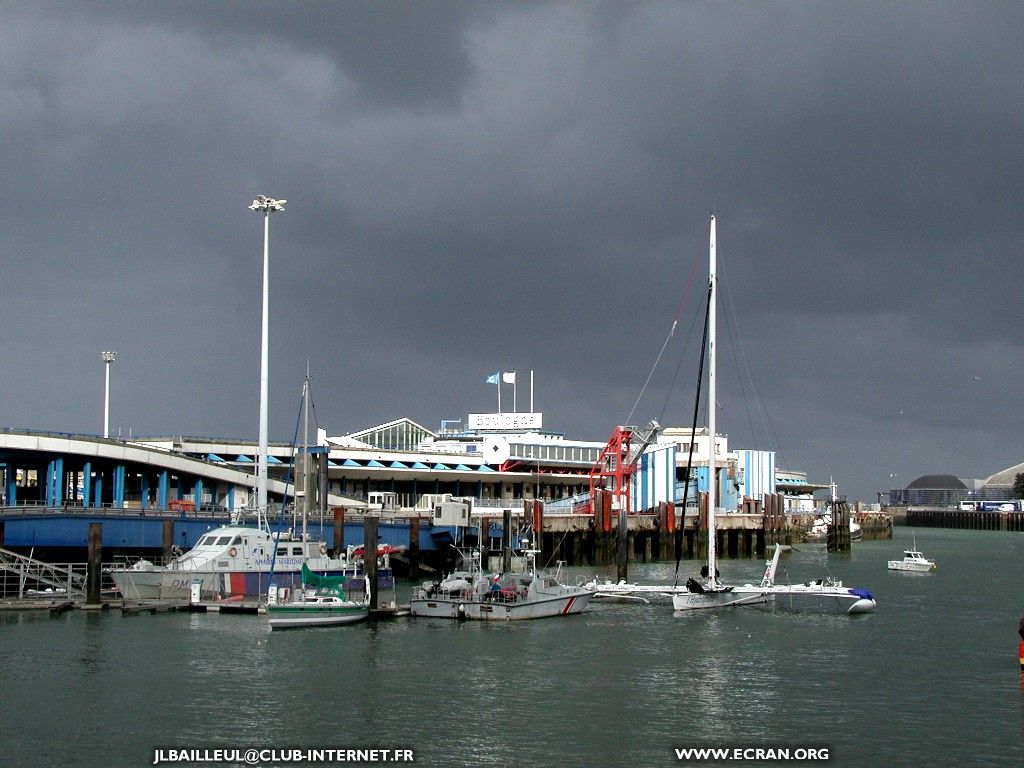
101, 350, 117, 438
248, 196, 285, 521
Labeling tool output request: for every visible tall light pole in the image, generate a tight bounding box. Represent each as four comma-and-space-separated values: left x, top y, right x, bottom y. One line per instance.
248, 196, 286, 521
101, 350, 117, 438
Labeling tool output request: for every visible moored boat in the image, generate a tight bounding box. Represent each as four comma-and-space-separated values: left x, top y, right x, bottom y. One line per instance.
461, 549, 595, 621
107, 529, 392, 601
410, 549, 489, 618
267, 564, 369, 629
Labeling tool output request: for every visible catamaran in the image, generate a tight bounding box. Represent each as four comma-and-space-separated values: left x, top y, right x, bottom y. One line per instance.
672, 216, 772, 611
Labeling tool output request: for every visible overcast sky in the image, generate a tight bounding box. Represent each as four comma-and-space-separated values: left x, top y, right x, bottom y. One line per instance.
2, 1, 1022, 503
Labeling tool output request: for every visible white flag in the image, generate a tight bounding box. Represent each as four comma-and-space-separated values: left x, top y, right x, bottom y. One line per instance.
502, 371, 516, 384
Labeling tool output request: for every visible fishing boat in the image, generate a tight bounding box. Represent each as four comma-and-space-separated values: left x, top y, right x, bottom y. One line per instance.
461, 547, 595, 621
672, 216, 771, 611
887, 535, 936, 572
267, 563, 369, 629
410, 548, 490, 618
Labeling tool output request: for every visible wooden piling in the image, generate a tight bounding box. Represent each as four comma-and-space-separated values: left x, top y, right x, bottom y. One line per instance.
87, 522, 102, 605
827, 498, 852, 552
161, 519, 174, 562
363, 516, 379, 610
408, 516, 420, 577
332, 506, 345, 555
502, 509, 512, 573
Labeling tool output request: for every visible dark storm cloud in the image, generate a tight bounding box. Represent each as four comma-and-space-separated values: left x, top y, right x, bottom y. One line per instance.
1, 1, 1022, 501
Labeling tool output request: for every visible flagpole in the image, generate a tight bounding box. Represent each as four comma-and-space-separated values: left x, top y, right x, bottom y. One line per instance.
530, 370, 534, 413
498, 378, 502, 414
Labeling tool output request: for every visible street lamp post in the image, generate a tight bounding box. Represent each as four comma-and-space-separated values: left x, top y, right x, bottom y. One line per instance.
101, 350, 117, 438
248, 196, 286, 522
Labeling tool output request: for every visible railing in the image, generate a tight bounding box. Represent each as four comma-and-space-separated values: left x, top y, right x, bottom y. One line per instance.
0, 503, 238, 521
0, 547, 87, 600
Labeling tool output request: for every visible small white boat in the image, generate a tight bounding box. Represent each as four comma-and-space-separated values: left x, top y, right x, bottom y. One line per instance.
888, 536, 936, 572
462, 550, 595, 621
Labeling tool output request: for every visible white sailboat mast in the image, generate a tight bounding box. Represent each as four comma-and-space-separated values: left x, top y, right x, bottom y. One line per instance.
707, 215, 717, 588
258, 211, 270, 527
302, 364, 310, 543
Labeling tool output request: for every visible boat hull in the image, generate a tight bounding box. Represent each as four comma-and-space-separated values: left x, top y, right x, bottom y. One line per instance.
409, 596, 473, 618
887, 561, 936, 572
767, 585, 876, 615
462, 591, 594, 621
672, 587, 772, 611
267, 605, 369, 629
111, 568, 390, 601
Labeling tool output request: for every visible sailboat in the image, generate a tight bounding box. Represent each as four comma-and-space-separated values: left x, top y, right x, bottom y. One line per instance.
672, 216, 772, 611
266, 370, 376, 628
267, 563, 370, 629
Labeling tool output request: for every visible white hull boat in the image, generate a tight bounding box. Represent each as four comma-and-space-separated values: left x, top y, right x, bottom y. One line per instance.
108, 526, 389, 601
267, 595, 369, 629
585, 579, 689, 602
410, 551, 490, 618
757, 544, 876, 614
887, 539, 936, 572
765, 582, 876, 615
461, 550, 595, 621
672, 586, 772, 610
266, 568, 370, 629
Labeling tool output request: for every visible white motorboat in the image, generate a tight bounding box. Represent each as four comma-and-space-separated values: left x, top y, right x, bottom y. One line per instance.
267, 565, 369, 629
888, 536, 936, 572
673, 216, 771, 612
462, 549, 595, 621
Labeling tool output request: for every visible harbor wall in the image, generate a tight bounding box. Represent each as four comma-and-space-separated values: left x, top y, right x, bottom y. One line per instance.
904, 506, 1024, 531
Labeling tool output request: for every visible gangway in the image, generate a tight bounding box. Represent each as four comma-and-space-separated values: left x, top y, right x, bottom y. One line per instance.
0, 547, 87, 600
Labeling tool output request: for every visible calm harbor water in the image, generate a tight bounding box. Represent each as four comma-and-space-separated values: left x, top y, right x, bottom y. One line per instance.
3, 527, 1024, 768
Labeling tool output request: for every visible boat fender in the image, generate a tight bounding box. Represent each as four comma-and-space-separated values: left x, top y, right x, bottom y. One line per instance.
228, 547, 237, 557
319, 544, 327, 555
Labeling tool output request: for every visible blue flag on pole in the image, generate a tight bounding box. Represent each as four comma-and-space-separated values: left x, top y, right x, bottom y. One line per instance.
485, 373, 499, 384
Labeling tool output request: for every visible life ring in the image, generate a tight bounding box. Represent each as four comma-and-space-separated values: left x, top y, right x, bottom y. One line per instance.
228, 547, 237, 557
319, 544, 327, 555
